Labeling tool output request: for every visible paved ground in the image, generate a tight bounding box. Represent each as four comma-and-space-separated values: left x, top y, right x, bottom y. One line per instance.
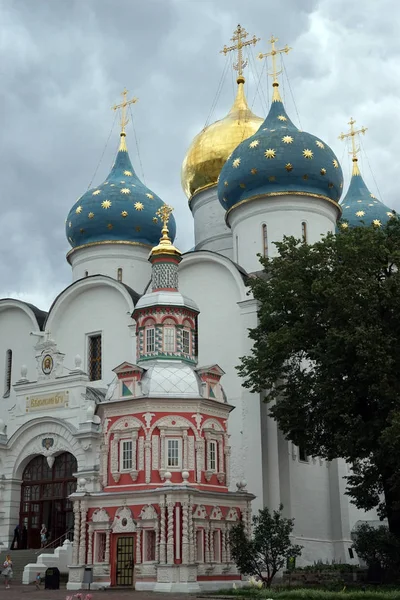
1, 584, 201, 599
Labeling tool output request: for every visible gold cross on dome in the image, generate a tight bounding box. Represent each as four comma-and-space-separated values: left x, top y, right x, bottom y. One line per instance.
258, 35, 292, 86
156, 204, 173, 229
339, 117, 367, 161
220, 24, 260, 81
112, 88, 138, 135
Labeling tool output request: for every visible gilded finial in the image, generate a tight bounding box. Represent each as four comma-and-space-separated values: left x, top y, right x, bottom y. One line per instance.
112, 88, 138, 150
258, 35, 292, 102
150, 204, 181, 257
221, 24, 260, 84
339, 118, 367, 176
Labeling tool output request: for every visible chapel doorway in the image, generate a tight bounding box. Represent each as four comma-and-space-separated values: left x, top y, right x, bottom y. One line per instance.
19, 452, 77, 549
115, 536, 134, 586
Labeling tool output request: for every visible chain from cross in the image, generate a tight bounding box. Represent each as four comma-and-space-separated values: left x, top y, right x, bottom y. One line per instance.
338, 117, 367, 160
112, 88, 138, 135
258, 35, 292, 85
220, 24, 260, 81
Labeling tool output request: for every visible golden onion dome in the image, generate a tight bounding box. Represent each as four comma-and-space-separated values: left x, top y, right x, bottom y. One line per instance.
181, 79, 263, 201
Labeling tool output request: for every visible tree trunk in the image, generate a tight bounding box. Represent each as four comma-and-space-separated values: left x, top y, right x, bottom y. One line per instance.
383, 478, 400, 538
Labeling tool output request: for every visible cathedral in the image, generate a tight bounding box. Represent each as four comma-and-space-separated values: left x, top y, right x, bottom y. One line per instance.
0, 27, 391, 591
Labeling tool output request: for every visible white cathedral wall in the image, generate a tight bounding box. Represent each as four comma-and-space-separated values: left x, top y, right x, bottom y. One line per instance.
190, 187, 233, 259
227, 194, 339, 273
179, 252, 265, 511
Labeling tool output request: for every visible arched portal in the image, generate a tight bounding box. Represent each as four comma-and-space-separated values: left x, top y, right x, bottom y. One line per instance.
19, 452, 77, 549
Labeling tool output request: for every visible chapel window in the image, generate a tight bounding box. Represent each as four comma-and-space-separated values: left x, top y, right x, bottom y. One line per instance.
120, 439, 133, 471
144, 530, 156, 561
117, 267, 123, 282
209, 440, 217, 471
163, 319, 176, 353
262, 224, 268, 258
182, 328, 191, 355
88, 334, 102, 381
95, 532, 106, 563
166, 438, 181, 469
301, 221, 308, 243
146, 326, 155, 353
4, 349, 12, 397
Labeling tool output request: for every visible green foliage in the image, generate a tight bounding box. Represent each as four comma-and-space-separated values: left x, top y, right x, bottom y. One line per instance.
229, 504, 302, 587
238, 220, 400, 535
353, 523, 400, 581
216, 588, 400, 599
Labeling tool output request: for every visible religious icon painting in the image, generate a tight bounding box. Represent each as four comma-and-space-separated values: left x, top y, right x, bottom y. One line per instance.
41, 354, 54, 375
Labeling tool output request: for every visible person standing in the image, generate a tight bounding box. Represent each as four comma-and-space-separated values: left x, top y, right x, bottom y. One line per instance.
40, 524, 47, 548
2, 555, 13, 589
10, 525, 20, 550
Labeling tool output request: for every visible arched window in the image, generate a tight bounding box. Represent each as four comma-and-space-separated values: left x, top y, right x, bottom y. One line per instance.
144, 319, 156, 353
117, 268, 123, 282
4, 349, 12, 397
301, 221, 307, 243
163, 318, 176, 353
262, 224, 268, 257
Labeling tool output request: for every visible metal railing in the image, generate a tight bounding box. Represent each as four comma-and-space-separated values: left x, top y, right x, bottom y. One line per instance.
35, 528, 74, 554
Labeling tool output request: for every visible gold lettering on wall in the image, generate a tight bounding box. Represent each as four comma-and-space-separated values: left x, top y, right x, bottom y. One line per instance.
26, 391, 69, 412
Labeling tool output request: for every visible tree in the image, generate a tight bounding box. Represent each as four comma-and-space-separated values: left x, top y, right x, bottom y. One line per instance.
238, 220, 400, 537
229, 504, 302, 587
352, 523, 400, 582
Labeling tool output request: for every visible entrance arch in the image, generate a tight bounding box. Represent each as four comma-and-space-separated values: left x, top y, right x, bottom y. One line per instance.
20, 452, 77, 549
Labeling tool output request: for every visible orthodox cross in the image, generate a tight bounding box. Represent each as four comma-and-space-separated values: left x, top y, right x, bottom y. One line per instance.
339, 117, 367, 161
112, 88, 138, 135
156, 204, 174, 241
220, 24, 260, 82
258, 35, 292, 86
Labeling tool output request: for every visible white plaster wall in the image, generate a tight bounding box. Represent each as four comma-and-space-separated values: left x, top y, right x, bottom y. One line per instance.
191, 187, 233, 259
228, 195, 339, 273
179, 253, 265, 511
68, 243, 151, 294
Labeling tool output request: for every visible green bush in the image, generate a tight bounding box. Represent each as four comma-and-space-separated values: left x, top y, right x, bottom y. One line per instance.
215, 587, 400, 600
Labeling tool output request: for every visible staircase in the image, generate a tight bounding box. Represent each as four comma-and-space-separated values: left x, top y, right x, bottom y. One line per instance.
1, 549, 54, 582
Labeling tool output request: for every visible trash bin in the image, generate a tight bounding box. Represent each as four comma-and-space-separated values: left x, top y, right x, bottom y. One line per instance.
44, 567, 60, 590
83, 566, 93, 590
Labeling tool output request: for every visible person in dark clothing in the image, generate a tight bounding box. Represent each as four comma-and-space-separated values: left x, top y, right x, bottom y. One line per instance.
21, 526, 27, 550
10, 525, 20, 550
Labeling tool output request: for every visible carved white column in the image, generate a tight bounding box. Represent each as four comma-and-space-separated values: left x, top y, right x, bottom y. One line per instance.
204, 522, 211, 563
145, 440, 151, 483
226, 525, 231, 562
210, 525, 215, 562
87, 526, 93, 565
175, 504, 181, 561
218, 435, 224, 473
221, 526, 227, 563
136, 528, 142, 564
195, 440, 204, 483
155, 520, 160, 562
131, 431, 138, 470
183, 430, 188, 470
224, 439, 231, 487
188, 498, 195, 564
78, 501, 88, 565
72, 501, 81, 565
101, 442, 109, 487
182, 501, 189, 564
167, 499, 175, 564
152, 435, 159, 470
111, 432, 121, 483
138, 437, 144, 471
159, 496, 166, 564
160, 430, 166, 470
105, 529, 111, 564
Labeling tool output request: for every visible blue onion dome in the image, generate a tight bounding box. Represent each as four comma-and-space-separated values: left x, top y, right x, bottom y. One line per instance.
217, 84, 344, 215
66, 132, 176, 250
339, 159, 394, 229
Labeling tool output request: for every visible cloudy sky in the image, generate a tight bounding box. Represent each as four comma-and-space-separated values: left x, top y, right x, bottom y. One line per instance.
1, 0, 399, 309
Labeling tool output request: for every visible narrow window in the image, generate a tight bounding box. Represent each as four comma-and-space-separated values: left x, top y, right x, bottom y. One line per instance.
196, 529, 204, 562
96, 532, 106, 562
163, 327, 175, 353
120, 440, 133, 471
182, 329, 191, 355
167, 438, 181, 468
262, 224, 268, 257
299, 446, 308, 462
213, 530, 221, 562
4, 349, 12, 396
301, 221, 307, 243
117, 267, 123, 282
209, 440, 217, 471
146, 327, 155, 353
348, 547, 354, 559
145, 530, 156, 561
84, 270, 89, 277
88, 334, 102, 381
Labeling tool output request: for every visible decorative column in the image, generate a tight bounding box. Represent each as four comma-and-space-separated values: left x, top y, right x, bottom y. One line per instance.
183, 430, 188, 470
188, 498, 195, 564
72, 501, 81, 565
87, 526, 93, 565
131, 431, 138, 470
155, 520, 160, 562
101, 442, 109, 487
226, 525, 231, 562
175, 504, 181, 561
167, 499, 175, 564
136, 528, 142, 564
182, 501, 189, 564
160, 430, 166, 472
159, 496, 167, 564
221, 526, 227, 563
204, 522, 211, 563
210, 526, 215, 562
105, 529, 111, 564
224, 438, 231, 487
218, 435, 224, 474
144, 440, 151, 483
78, 501, 88, 565
195, 440, 204, 483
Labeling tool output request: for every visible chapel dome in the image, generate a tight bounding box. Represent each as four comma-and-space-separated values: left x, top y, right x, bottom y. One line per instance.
181, 80, 263, 201
339, 160, 394, 229
217, 88, 343, 215
66, 132, 176, 250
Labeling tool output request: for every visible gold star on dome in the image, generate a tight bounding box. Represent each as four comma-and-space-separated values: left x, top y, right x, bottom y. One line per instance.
282, 135, 293, 144
277, 115, 287, 121
121, 188, 131, 194
104, 181, 108, 185
152, 217, 158, 223
146, 193, 154, 199
120, 181, 125, 184
268, 176, 276, 182
285, 163, 293, 172
88, 212, 94, 219
110, 184, 115, 187
345, 205, 350, 209
239, 183, 246, 188
333, 159, 339, 168
303, 149, 313, 159
124, 170, 133, 176
101, 200, 112, 209
264, 149, 276, 159
370, 193, 377, 199
320, 168, 327, 175
368, 203, 373, 207
249, 140, 260, 148
121, 210, 128, 218
373, 219, 381, 227
233, 158, 241, 168
92, 190, 101, 195
134, 202, 144, 211
68, 221, 72, 228
341, 222, 349, 229
76, 206, 82, 214
224, 180, 229, 186
356, 210, 365, 217
135, 226, 141, 232
357, 200, 362, 203
251, 168, 258, 175
387, 212, 394, 217
316, 141, 325, 149
107, 223, 113, 230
